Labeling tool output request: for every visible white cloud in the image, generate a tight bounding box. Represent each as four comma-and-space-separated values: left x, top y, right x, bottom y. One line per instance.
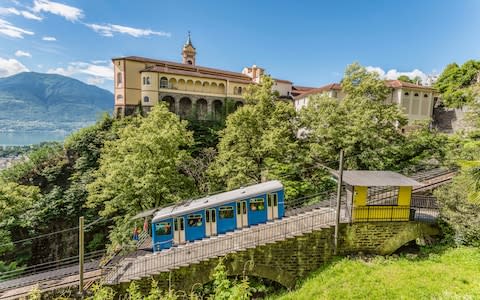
0, 7, 42, 20
86, 23, 171, 38
47, 61, 113, 81
42, 35, 56, 41
0, 18, 34, 38
91, 59, 108, 64
15, 50, 31, 57
0, 56, 29, 77
366, 66, 429, 84
32, 0, 83, 22
87, 76, 105, 85
21, 10, 42, 20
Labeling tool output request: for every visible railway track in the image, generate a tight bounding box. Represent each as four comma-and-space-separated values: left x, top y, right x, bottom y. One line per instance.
0, 167, 457, 299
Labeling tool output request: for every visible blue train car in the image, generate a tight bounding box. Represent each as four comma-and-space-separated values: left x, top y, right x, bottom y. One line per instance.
151, 180, 284, 252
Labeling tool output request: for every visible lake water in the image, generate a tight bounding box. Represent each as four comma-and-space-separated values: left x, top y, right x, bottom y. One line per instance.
0, 131, 68, 146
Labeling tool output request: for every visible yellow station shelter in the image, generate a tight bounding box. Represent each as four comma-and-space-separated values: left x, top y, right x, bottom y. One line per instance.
342, 171, 422, 222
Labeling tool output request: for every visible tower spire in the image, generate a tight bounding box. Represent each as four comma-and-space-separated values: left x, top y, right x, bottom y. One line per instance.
182, 31, 196, 65
186, 31, 193, 47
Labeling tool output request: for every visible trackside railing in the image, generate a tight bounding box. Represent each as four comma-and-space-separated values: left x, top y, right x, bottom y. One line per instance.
104, 209, 336, 284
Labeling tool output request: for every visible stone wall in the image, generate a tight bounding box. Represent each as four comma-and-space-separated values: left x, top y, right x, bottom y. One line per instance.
433, 106, 473, 133
115, 222, 439, 294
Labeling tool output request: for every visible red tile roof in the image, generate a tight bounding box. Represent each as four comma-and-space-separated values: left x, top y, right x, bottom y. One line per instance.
293, 83, 341, 100
385, 80, 436, 91
114, 56, 253, 82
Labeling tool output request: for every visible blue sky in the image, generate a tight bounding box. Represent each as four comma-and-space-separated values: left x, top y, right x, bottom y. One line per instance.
0, 0, 479, 91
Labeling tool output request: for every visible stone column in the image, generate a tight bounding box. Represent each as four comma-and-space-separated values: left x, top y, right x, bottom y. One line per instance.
175, 97, 180, 114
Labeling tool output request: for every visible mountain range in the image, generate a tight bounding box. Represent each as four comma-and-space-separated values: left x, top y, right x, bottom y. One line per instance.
0, 72, 113, 132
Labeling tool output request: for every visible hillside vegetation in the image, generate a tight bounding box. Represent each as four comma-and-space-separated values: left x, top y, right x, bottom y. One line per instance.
0, 72, 112, 132
274, 247, 480, 300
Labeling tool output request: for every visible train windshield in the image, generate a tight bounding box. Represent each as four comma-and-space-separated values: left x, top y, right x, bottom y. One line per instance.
155, 222, 172, 236
187, 214, 203, 227
250, 198, 265, 211
219, 206, 234, 218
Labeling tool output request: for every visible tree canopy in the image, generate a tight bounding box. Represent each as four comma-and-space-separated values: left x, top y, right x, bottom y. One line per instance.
435, 60, 480, 108
87, 104, 195, 218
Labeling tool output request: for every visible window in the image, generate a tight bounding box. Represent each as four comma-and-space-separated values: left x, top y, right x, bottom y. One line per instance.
331, 91, 338, 98
404, 92, 409, 96
268, 193, 278, 207
414, 93, 419, 97
160, 77, 168, 88
219, 206, 234, 219
424, 94, 428, 98
116, 94, 123, 102
143, 96, 149, 103
238, 87, 242, 95
187, 214, 203, 227
143, 76, 151, 85
174, 218, 184, 231
117, 72, 122, 87
367, 186, 399, 206
249, 198, 265, 211
155, 222, 172, 236
205, 210, 216, 222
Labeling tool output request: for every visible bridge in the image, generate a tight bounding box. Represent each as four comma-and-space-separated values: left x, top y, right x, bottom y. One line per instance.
0, 168, 455, 299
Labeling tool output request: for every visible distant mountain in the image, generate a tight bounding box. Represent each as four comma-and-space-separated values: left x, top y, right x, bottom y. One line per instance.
0, 72, 113, 132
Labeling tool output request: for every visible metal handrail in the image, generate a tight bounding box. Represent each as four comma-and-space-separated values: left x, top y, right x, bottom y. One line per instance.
105, 209, 336, 284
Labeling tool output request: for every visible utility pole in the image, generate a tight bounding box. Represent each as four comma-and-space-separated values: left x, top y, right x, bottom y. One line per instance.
334, 149, 344, 255
79, 216, 84, 298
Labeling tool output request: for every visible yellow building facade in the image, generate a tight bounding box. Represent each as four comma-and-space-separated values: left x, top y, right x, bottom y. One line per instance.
341, 171, 422, 222
112, 34, 293, 118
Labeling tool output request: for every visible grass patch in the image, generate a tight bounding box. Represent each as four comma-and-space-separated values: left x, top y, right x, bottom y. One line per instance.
273, 247, 480, 300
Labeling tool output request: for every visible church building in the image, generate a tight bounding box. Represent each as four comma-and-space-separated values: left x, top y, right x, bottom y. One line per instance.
112, 33, 438, 124
112, 33, 292, 119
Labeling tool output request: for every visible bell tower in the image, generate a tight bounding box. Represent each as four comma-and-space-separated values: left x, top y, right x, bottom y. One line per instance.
182, 31, 196, 65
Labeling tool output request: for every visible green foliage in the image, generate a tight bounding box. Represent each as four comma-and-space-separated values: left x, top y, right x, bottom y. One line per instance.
87, 283, 116, 300
208, 258, 252, 300
87, 104, 195, 248
209, 76, 320, 198
274, 247, 480, 300
341, 62, 391, 102
87, 103, 195, 216
435, 60, 480, 108
397, 75, 422, 85
301, 65, 406, 170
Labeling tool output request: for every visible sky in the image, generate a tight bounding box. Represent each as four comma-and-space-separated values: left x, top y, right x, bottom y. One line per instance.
0, 0, 479, 91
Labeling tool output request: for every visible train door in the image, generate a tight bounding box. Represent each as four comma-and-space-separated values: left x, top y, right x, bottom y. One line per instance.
205, 208, 217, 237
267, 193, 279, 220
236, 200, 248, 228
173, 217, 185, 245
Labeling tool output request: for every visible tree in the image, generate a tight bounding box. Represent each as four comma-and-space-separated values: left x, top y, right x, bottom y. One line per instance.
435, 60, 480, 108
300, 63, 408, 170
397, 75, 414, 83
209, 76, 325, 198
86, 104, 195, 248
87, 104, 195, 217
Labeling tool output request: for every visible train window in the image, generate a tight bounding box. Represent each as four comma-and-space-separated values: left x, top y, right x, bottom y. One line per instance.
206, 210, 210, 222
237, 203, 241, 214
219, 207, 234, 219
211, 210, 216, 222
155, 222, 171, 236
250, 198, 265, 211
187, 214, 203, 227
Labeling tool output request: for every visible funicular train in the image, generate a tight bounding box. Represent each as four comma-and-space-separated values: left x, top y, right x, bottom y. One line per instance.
151, 180, 285, 252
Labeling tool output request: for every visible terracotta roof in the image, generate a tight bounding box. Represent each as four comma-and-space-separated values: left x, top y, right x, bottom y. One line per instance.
293, 83, 341, 100
143, 65, 254, 84
273, 78, 293, 84
292, 85, 317, 91
113, 56, 252, 82
385, 80, 436, 91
